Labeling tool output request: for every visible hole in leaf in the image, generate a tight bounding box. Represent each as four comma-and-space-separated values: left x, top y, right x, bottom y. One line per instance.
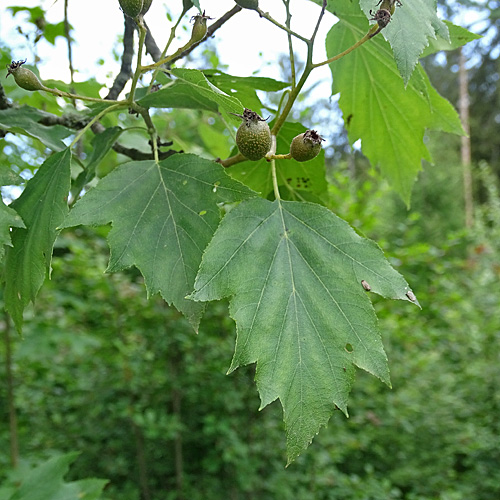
345, 343, 353, 353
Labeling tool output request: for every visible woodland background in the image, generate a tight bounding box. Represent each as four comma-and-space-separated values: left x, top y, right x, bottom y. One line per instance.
1, 0, 499, 499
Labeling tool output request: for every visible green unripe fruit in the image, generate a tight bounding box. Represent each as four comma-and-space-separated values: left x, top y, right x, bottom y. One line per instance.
289, 130, 324, 162
235, 0, 259, 10
190, 11, 211, 44
141, 0, 153, 15
118, 0, 144, 18
234, 108, 272, 161
6, 60, 44, 91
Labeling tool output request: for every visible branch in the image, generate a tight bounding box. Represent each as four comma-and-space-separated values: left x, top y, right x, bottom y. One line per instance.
0, 82, 12, 110
144, 20, 162, 62
105, 15, 135, 100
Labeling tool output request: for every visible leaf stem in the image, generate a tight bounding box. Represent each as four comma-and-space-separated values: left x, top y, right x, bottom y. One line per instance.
70, 103, 124, 148
312, 26, 378, 69
40, 85, 120, 104
256, 8, 309, 44
128, 18, 148, 101
271, 159, 281, 200
147, 10, 187, 92
219, 152, 246, 168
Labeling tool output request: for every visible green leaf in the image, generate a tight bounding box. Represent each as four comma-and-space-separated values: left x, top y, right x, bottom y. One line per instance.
198, 122, 232, 159
359, 0, 449, 84
71, 126, 124, 196
0, 106, 73, 152
4, 148, 72, 333
204, 70, 290, 113
138, 69, 243, 117
190, 198, 417, 463
326, 15, 464, 205
229, 122, 328, 200
421, 20, 481, 58
61, 154, 256, 330
43, 21, 67, 45
0, 164, 23, 186
0, 199, 26, 261
8, 452, 107, 500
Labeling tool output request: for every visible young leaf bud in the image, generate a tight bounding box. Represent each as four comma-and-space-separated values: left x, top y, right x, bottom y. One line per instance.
232, 108, 272, 161
235, 0, 259, 10
6, 60, 44, 92
289, 130, 324, 162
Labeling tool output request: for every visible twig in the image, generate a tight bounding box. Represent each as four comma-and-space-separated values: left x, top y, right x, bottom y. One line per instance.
283, 0, 296, 88
144, 20, 162, 62
256, 8, 309, 44
0, 83, 12, 109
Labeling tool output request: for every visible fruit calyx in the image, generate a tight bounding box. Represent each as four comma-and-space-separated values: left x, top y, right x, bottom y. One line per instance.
6, 59, 44, 92
232, 108, 272, 161
289, 130, 324, 162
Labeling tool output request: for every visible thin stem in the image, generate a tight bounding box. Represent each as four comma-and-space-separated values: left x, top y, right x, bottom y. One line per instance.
267, 153, 292, 161
257, 8, 309, 44
271, 65, 311, 136
128, 17, 148, 101
133, 104, 159, 162
220, 152, 246, 168
70, 103, 124, 147
283, 0, 296, 88
310, 0, 327, 45
147, 10, 186, 93
312, 27, 377, 69
271, 159, 281, 200
41, 85, 119, 104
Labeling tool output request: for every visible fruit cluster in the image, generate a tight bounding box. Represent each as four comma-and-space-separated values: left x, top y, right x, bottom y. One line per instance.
234, 108, 324, 163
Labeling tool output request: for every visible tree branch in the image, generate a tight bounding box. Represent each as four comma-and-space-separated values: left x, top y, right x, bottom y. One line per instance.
106, 15, 135, 100
0, 82, 12, 110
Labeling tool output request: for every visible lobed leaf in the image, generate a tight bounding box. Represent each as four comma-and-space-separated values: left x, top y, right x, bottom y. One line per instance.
358, 0, 449, 84
4, 148, 72, 333
190, 198, 417, 462
325, 9, 464, 204
7, 452, 107, 500
61, 154, 256, 330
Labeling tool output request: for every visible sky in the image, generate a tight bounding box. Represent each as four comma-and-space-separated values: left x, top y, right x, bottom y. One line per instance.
1, 0, 336, 100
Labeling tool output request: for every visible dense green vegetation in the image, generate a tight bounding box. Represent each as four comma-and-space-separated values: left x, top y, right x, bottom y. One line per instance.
1, 1, 499, 499
2, 156, 499, 499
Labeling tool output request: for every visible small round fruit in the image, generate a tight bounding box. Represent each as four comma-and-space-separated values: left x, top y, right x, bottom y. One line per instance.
235, 0, 259, 10
289, 130, 324, 162
6, 60, 44, 91
141, 0, 153, 15
234, 108, 271, 161
119, 0, 144, 18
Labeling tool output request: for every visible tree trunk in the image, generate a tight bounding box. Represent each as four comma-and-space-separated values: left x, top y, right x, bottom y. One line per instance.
458, 47, 474, 228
